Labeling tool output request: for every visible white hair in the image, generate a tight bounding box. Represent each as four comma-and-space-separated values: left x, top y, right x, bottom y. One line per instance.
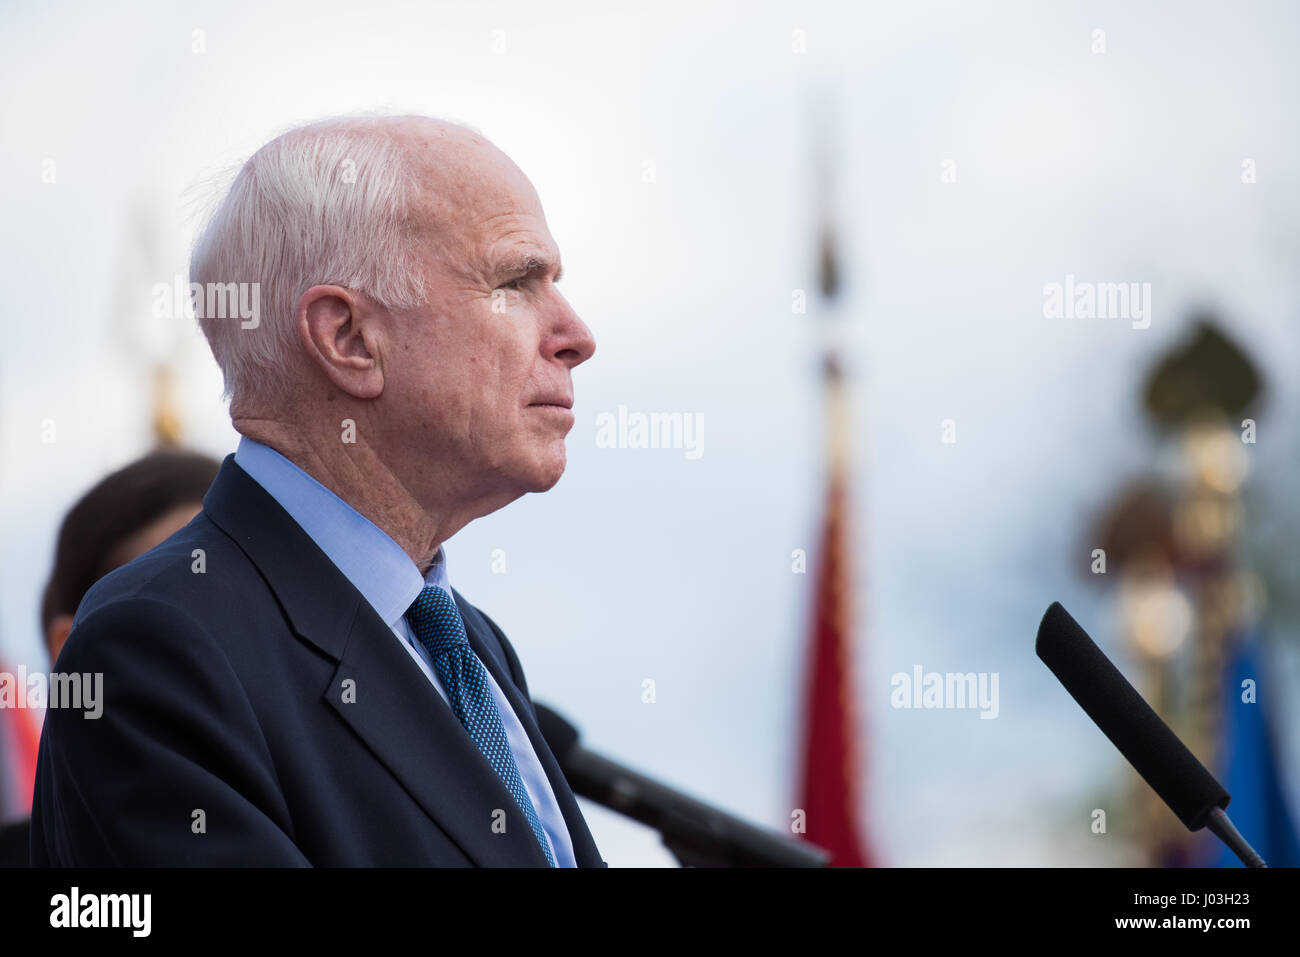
189, 114, 452, 409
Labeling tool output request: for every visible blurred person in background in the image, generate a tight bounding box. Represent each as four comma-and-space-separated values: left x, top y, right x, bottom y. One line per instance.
0, 448, 220, 866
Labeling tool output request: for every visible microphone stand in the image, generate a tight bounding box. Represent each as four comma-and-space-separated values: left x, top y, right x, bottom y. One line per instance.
1206, 808, 1267, 868
536, 703, 830, 867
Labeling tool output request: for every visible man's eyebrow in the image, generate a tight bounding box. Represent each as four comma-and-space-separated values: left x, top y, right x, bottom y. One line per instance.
496, 254, 563, 282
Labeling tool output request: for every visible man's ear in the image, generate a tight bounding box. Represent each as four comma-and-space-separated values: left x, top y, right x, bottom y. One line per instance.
296, 285, 385, 399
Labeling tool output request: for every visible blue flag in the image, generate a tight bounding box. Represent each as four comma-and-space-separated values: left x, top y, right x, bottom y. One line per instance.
1204, 630, 1300, 868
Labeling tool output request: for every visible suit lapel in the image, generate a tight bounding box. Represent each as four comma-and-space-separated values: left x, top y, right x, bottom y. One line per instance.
458, 596, 607, 868
324, 599, 551, 866
204, 455, 550, 866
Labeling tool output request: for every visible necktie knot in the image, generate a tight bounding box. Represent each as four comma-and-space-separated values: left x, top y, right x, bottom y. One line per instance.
405, 585, 469, 657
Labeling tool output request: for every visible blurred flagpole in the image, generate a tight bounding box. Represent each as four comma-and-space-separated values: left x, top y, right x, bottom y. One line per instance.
795, 90, 875, 867
114, 190, 187, 448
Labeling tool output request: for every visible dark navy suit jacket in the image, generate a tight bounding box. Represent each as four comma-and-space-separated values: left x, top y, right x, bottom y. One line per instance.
30, 455, 605, 867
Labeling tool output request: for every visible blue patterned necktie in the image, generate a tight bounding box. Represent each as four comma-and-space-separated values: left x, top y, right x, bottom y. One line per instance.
405, 585, 556, 866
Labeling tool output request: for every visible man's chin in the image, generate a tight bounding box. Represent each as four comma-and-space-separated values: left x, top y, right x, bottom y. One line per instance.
525, 448, 567, 492
528, 464, 566, 493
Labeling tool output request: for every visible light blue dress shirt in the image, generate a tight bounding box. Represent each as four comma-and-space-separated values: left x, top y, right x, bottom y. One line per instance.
234, 435, 575, 867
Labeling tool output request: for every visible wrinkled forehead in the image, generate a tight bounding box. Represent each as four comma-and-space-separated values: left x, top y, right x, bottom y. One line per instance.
396, 120, 555, 267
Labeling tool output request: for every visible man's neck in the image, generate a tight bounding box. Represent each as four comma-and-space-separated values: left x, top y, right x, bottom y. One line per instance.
233, 416, 446, 574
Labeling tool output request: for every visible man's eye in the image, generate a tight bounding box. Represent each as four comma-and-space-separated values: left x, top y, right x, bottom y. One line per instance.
501, 277, 526, 291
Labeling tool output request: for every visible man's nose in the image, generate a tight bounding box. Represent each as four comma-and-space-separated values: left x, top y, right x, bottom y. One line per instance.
547, 292, 596, 368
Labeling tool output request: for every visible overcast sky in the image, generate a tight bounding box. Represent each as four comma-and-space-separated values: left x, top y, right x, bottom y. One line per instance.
2, 0, 1298, 865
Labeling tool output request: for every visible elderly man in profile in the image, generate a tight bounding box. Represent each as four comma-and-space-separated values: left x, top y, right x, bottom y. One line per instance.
30, 115, 603, 867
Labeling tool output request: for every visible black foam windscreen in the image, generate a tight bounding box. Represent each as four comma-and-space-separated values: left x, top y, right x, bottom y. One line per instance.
1035, 602, 1229, 831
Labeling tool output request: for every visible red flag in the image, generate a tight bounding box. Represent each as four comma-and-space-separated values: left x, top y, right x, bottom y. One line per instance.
0, 662, 42, 820
796, 364, 873, 866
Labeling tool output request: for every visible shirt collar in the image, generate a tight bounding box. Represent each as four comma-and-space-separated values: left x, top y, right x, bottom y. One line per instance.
234, 435, 450, 628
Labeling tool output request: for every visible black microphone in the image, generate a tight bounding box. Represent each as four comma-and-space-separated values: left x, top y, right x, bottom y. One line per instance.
534, 702, 830, 867
1035, 601, 1265, 867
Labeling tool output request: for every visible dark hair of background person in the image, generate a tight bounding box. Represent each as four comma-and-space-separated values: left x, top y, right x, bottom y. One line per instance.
1, 447, 222, 867
39, 448, 222, 658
